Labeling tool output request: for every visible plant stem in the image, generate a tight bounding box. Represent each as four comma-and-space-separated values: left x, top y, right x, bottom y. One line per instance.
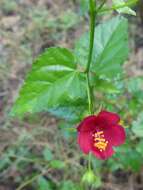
16, 167, 50, 190
88, 152, 92, 171
16, 173, 42, 190
85, 0, 96, 74
86, 0, 107, 172
85, 0, 96, 116
86, 0, 97, 172
86, 74, 93, 114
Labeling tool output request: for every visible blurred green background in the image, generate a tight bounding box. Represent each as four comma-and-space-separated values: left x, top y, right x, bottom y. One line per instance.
0, 0, 143, 190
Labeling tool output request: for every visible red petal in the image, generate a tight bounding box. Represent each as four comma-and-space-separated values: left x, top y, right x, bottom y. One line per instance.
96, 110, 120, 126
77, 116, 97, 132
77, 131, 92, 154
104, 124, 126, 147
92, 145, 115, 160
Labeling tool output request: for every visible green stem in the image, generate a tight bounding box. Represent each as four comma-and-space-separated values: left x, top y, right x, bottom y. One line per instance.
88, 152, 92, 171
85, 0, 96, 116
85, 0, 96, 73
86, 0, 97, 172
86, 0, 107, 172
86, 74, 93, 114
16, 173, 42, 190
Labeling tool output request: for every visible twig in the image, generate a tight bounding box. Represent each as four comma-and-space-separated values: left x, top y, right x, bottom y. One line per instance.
16, 167, 50, 190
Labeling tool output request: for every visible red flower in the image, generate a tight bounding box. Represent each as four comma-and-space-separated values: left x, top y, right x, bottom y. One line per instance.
77, 110, 126, 160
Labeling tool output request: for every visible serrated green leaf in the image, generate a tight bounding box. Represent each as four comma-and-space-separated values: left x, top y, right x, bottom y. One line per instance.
36, 71, 86, 112
75, 16, 129, 78
11, 47, 87, 117
112, 0, 136, 16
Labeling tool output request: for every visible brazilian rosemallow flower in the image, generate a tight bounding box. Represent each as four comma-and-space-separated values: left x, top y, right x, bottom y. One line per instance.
77, 110, 126, 160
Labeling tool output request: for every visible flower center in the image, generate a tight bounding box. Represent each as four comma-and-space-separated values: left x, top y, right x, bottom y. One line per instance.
92, 131, 108, 152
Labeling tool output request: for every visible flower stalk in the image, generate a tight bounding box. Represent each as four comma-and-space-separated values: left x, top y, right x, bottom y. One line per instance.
86, 0, 107, 172
86, 0, 97, 173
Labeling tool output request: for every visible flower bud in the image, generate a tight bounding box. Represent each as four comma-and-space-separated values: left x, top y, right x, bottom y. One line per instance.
82, 170, 96, 185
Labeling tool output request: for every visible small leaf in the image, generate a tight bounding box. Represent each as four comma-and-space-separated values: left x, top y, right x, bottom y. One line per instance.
112, 0, 136, 16
43, 147, 53, 161
38, 176, 51, 190
0, 157, 10, 170
50, 160, 66, 169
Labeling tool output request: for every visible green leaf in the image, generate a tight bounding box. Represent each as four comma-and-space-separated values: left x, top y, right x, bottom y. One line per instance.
0, 156, 10, 170
75, 16, 129, 78
50, 160, 66, 169
38, 176, 51, 190
92, 77, 120, 93
43, 147, 53, 161
48, 105, 86, 121
113, 144, 142, 172
122, 150, 142, 172
11, 47, 87, 117
132, 112, 143, 137
112, 0, 136, 16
